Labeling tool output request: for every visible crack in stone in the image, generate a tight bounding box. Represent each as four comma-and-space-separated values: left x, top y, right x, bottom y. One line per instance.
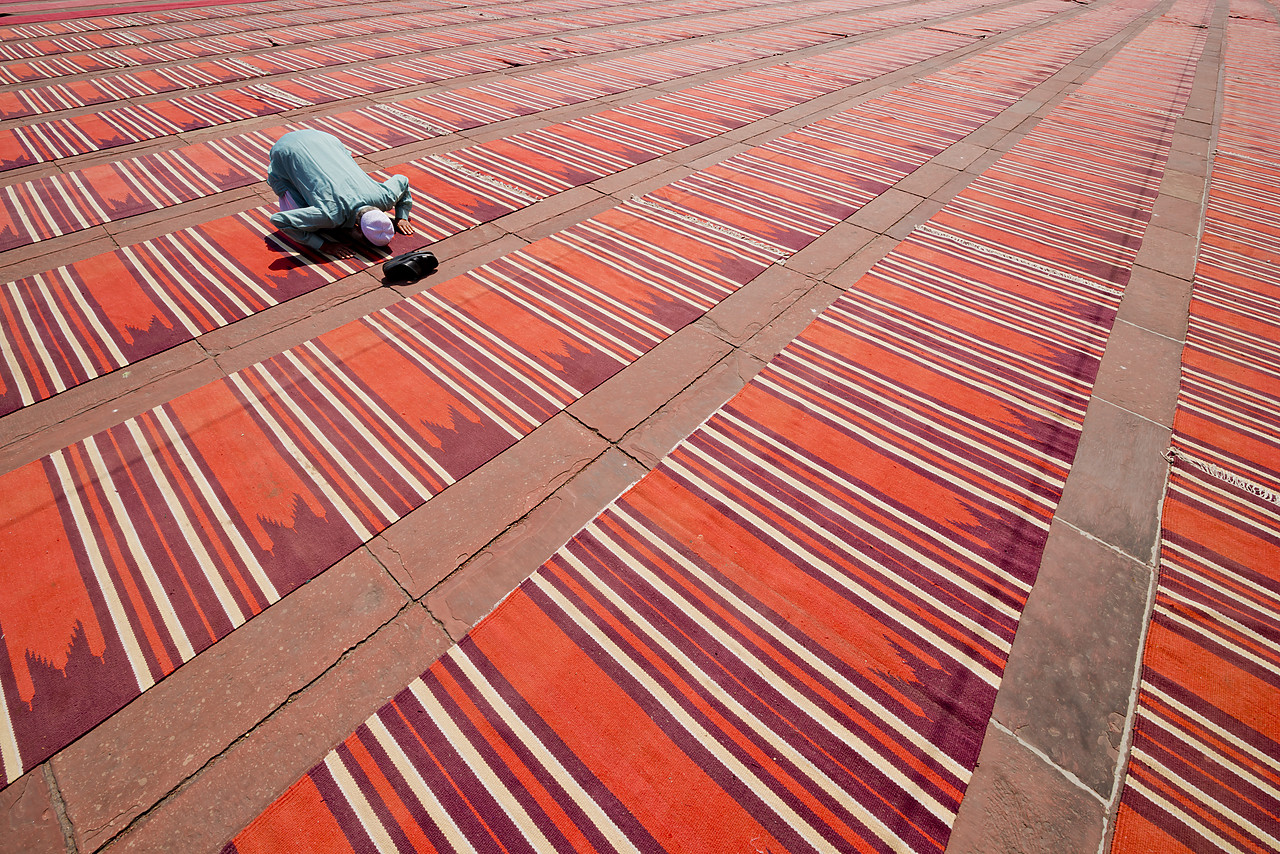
41, 763, 79, 854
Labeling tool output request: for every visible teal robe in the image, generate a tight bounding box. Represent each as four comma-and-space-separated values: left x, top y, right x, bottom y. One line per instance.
266, 129, 413, 249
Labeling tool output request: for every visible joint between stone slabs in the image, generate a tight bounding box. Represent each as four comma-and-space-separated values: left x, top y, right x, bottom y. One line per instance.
414, 445, 630, 642
407, 434, 614, 600
607, 334, 751, 455
989, 718, 1109, 807
42, 762, 79, 854
83, 596, 417, 853
563, 410, 616, 452
616, 446, 648, 472
418, 598, 455, 643
1057, 512, 1164, 572
365, 541, 416, 604
1111, 316, 1185, 346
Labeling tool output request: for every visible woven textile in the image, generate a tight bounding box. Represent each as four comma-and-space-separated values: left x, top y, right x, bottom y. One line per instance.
0, 0, 1165, 790
220, 4, 1220, 850
1110, 1, 1280, 849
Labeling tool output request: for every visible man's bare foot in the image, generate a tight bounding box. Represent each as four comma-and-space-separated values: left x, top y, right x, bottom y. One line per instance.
395, 219, 415, 235
323, 241, 356, 259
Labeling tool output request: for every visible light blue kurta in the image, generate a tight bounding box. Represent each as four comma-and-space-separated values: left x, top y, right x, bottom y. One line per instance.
266, 129, 413, 249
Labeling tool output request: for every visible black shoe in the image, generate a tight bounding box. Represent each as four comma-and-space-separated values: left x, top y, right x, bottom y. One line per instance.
382, 248, 439, 283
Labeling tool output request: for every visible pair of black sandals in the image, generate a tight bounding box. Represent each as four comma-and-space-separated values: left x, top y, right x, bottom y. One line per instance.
381, 247, 439, 283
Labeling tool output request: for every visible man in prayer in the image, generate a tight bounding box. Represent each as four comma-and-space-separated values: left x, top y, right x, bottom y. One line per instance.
266, 128, 415, 259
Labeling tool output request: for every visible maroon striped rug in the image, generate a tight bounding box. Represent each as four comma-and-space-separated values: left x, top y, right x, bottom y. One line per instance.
216, 4, 1220, 850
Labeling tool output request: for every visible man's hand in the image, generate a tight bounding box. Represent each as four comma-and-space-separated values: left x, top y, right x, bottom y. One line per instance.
395, 219, 415, 235
322, 241, 356, 260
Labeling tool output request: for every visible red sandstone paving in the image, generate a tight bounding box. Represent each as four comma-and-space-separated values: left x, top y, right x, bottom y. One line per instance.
743, 281, 843, 363
392, 229, 528, 298
620, 348, 767, 469
0, 772, 64, 854
991, 521, 1152, 798
783, 222, 878, 281
502, 187, 616, 243
206, 282, 401, 376
1091, 320, 1186, 428
0, 1, 1233, 849
568, 324, 732, 441
1115, 267, 1195, 342
947, 723, 1107, 854
370, 412, 607, 597
98, 606, 450, 854
1133, 223, 1203, 281
426, 447, 641, 639
0, 233, 119, 283
845, 186, 927, 233
1055, 398, 1174, 567
696, 264, 817, 345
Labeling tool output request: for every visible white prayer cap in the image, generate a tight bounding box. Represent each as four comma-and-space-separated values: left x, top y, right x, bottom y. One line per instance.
359, 209, 394, 246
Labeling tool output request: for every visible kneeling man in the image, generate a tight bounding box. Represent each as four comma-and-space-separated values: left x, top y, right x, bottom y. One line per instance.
267, 128, 415, 258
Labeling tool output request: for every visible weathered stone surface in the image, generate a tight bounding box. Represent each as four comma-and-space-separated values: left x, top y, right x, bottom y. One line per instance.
1091, 320, 1185, 427
621, 349, 766, 468
0, 771, 65, 854
427, 448, 640, 638
1056, 399, 1172, 564
994, 521, 1152, 798
370, 413, 605, 596
569, 324, 730, 441
948, 723, 1106, 854
100, 606, 450, 854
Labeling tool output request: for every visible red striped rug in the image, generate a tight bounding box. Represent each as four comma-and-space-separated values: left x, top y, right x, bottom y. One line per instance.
1110, 1, 1280, 849
0, 0, 1163, 792
0, 23, 987, 416
220, 4, 1216, 850
0, 0, 1017, 251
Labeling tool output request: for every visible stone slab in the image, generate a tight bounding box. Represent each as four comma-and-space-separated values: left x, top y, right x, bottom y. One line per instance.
0, 341, 222, 476
993, 520, 1151, 797
197, 269, 388, 356
743, 282, 842, 363
1115, 267, 1194, 342
209, 285, 401, 377
99, 605, 450, 854
696, 264, 815, 345
370, 412, 606, 596
829, 233, 899, 287
784, 222, 876, 280
0, 771, 66, 854
947, 723, 1106, 854
1133, 223, 1200, 281
620, 348, 766, 469
426, 447, 640, 639
1055, 399, 1172, 565
1090, 320, 1185, 427
846, 188, 925, 232
568, 324, 731, 441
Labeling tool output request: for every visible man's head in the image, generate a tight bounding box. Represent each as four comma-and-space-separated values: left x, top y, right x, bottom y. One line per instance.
355, 206, 394, 246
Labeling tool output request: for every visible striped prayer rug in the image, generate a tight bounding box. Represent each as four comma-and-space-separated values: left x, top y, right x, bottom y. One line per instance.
218, 3, 1219, 850
0, 0, 908, 172
224, 205, 1120, 850
0, 0, 1024, 253
0, 0, 1170, 789
1110, 1, 1280, 849
0, 0, 984, 248
0, 199, 778, 786
0, 8, 1064, 416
